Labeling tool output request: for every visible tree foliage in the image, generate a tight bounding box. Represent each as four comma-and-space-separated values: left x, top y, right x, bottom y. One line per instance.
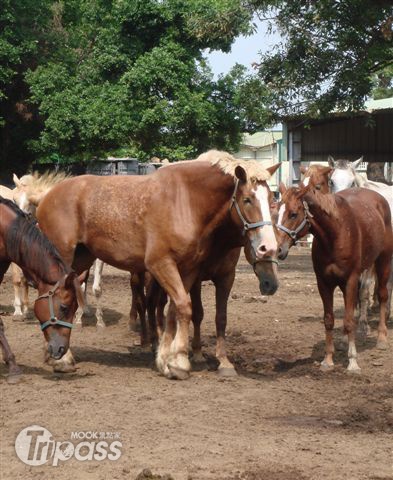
251, 0, 393, 118
1, 0, 274, 169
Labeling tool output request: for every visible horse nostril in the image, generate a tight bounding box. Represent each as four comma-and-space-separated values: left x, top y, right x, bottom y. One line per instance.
278, 247, 283, 256
58, 346, 65, 356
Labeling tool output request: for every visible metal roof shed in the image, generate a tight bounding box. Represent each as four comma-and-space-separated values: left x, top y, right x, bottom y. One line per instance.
281, 97, 393, 185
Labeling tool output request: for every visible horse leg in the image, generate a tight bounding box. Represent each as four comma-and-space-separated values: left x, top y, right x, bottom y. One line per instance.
0, 261, 21, 381
342, 275, 361, 372
190, 280, 205, 365
130, 272, 149, 348
11, 263, 25, 319
21, 274, 29, 316
357, 269, 373, 337
129, 272, 139, 332
146, 275, 166, 352
45, 346, 77, 373
371, 276, 379, 313
374, 253, 392, 349
149, 258, 195, 380
316, 277, 335, 370
156, 287, 168, 338
0, 316, 22, 382
214, 269, 237, 377
92, 261, 105, 328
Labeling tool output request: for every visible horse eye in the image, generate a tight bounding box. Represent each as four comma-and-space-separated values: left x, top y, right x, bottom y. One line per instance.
328, 180, 333, 186
60, 304, 69, 313
315, 184, 321, 190
290, 212, 298, 219
243, 198, 252, 205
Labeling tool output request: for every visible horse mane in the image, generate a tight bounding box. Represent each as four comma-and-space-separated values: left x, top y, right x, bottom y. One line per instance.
2, 198, 67, 282
307, 188, 339, 219
27, 170, 70, 192
196, 149, 271, 182
19, 170, 70, 206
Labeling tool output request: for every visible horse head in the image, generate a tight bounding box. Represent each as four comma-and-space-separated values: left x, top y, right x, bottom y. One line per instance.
34, 272, 85, 360
328, 156, 363, 192
276, 183, 311, 260
300, 164, 332, 193
232, 163, 280, 295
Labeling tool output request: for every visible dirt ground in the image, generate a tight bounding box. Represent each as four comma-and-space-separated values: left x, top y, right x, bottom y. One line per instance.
1, 249, 392, 480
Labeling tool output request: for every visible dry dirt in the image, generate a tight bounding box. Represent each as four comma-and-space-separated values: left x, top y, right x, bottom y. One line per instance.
1, 249, 392, 480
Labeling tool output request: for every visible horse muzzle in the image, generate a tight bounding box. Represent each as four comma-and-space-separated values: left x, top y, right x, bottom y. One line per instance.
253, 259, 279, 296
47, 332, 69, 360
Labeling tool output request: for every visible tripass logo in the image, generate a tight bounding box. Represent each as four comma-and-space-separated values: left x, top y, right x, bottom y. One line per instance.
15, 425, 122, 466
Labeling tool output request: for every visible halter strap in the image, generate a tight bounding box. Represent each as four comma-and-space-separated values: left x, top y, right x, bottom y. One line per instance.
36, 281, 74, 331
230, 179, 273, 234
276, 200, 313, 243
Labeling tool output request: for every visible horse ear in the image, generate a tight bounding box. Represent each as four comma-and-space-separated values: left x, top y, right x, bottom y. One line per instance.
279, 181, 287, 195
234, 165, 247, 184
13, 173, 21, 187
328, 156, 336, 167
300, 166, 307, 175
266, 163, 280, 176
351, 156, 363, 170
321, 166, 333, 176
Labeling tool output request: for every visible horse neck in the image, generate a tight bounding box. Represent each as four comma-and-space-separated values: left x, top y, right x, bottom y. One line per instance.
184, 167, 242, 240
5, 213, 66, 286
303, 190, 340, 245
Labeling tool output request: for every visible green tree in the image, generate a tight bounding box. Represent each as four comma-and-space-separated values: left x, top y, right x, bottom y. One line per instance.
251, 0, 393, 118
25, 0, 266, 163
0, 0, 54, 177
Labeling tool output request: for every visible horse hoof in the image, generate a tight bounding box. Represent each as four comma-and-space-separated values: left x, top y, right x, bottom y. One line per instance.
53, 364, 77, 373
347, 367, 361, 375
7, 372, 23, 384
320, 361, 334, 372
192, 359, 207, 372
376, 340, 388, 350
167, 364, 190, 380
128, 322, 139, 333
217, 367, 238, 377
356, 326, 370, 338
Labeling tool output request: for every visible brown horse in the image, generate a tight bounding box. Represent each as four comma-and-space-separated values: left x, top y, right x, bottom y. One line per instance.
0, 197, 85, 382
36, 151, 280, 379
276, 183, 392, 372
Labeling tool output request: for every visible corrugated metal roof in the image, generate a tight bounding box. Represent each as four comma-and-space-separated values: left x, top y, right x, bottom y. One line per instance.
241, 131, 282, 148
364, 97, 393, 112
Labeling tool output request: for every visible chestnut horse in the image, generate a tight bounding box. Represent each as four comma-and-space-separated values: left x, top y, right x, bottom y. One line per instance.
301, 162, 393, 334
0, 197, 84, 382
276, 183, 392, 372
36, 151, 280, 380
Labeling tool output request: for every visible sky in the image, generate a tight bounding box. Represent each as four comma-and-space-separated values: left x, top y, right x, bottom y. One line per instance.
206, 18, 282, 78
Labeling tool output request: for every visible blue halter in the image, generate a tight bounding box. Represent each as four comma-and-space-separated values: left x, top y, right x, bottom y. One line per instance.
36, 281, 74, 331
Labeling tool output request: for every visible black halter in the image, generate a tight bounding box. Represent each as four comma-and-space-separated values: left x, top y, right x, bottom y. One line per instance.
276, 200, 313, 244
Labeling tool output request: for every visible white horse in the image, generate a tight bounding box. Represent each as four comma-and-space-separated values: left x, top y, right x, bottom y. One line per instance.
328, 156, 393, 337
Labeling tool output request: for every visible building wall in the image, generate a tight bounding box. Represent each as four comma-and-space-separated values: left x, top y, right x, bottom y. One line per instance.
282, 109, 393, 185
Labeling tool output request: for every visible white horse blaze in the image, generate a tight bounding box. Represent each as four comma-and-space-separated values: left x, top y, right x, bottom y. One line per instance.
253, 185, 277, 257
331, 169, 355, 192
277, 204, 286, 226
303, 176, 310, 186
